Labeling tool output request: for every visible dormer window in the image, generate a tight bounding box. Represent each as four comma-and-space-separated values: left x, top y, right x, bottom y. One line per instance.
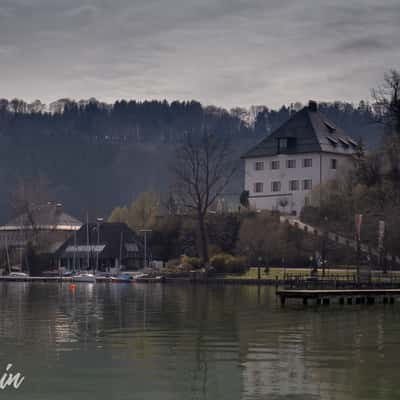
277, 137, 296, 153
324, 121, 336, 133
278, 138, 288, 151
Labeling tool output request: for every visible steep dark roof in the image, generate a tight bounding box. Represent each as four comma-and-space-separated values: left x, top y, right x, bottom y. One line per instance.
58, 222, 143, 259
0, 203, 82, 231
242, 102, 358, 159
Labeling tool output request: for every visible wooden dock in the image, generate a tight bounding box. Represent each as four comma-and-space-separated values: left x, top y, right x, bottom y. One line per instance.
0, 276, 109, 283
277, 288, 400, 305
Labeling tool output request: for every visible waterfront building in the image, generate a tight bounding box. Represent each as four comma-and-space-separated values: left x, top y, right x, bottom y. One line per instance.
57, 222, 143, 271
0, 202, 82, 271
242, 101, 358, 216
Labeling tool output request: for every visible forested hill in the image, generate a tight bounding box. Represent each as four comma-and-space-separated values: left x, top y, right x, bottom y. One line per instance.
0, 98, 381, 144
0, 98, 382, 222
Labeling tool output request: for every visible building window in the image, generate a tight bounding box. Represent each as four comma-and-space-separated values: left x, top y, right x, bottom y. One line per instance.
303, 179, 312, 190
254, 182, 264, 193
303, 158, 312, 168
330, 159, 337, 169
254, 161, 264, 171
286, 159, 296, 168
278, 138, 288, 152
271, 181, 281, 192
271, 160, 280, 170
289, 180, 299, 191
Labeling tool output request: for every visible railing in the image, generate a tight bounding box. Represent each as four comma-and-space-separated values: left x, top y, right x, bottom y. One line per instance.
283, 272, 400, 289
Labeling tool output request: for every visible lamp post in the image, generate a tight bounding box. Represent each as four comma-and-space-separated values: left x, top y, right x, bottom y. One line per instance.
139, 229, 152, 269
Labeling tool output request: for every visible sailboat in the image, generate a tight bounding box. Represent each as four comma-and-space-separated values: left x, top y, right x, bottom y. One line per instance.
73, 214, 96, 283
110, 231, 130, 282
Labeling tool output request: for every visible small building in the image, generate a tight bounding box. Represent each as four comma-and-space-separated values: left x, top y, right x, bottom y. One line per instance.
57, 222, 143, 271
0, 203, 82, 272
242, 101, 358, 216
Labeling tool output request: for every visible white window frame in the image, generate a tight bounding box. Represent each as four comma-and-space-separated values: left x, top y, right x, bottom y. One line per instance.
302, 179, 312, 190
271, 160, 280, 170
303, 158, 312, 168
289, 180, 299, 191
254, 161, 265, 171
254, 182, 264, 193
271, 181, 281, 193
286, 159, 296, 169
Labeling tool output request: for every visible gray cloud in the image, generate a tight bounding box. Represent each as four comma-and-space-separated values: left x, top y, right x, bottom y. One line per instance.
0, 0, 399, 108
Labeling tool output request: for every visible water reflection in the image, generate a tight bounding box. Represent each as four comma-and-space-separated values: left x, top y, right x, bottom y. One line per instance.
0, 283, 400, 399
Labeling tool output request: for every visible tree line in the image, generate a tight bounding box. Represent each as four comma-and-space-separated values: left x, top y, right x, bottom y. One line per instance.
0, 98, 380, 146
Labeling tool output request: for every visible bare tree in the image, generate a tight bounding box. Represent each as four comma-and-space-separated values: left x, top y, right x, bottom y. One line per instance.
372, 70, 400, 180
172, 131, 237, 263
372, 69, 400, 136
9, 176, 53, 245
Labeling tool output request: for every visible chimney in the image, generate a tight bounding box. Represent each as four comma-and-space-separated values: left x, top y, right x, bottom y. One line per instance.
308, 100, 318, 112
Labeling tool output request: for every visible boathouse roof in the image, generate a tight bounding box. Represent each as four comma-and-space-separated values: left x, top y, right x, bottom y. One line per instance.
0, 203, 82, 231
58, 222, 142, 259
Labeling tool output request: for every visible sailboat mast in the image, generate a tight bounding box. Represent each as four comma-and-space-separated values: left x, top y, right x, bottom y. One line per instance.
5, 235, 11, 274
119, 230, 123, 269
86, 212, 90, 270
73, 229, 77, 272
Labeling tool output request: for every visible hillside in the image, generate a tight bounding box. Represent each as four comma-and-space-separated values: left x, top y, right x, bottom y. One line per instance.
0, 99, 383, 222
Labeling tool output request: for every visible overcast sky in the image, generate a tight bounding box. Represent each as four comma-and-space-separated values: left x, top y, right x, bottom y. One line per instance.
1, 0, 399, 108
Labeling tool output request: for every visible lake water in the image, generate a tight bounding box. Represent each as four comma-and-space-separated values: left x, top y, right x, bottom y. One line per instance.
0, 283, 400, 399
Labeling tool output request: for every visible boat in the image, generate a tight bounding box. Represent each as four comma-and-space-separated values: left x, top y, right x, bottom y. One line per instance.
135, 275, 164, 283
110, 273, 133, 283
73, 273, 96, 283
9, 272, 29, 278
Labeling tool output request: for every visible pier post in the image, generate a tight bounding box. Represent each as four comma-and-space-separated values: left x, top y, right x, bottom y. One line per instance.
322, 298, 330, 305
339, 298, 344, 305
347, 298, 353, 305
280, 296, 286, 306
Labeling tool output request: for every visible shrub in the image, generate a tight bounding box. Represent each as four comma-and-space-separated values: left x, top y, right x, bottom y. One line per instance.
226, 256, 247, 274
181, 255, 201, 269
210, 253, 247, 274
166, 258, 180, 269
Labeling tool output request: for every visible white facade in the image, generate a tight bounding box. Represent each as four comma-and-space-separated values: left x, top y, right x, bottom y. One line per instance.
245, 152, 353, 216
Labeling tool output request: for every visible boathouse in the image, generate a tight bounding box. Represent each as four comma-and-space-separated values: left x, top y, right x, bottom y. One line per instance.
57, 222, 143, 271
0, 203, 82, 273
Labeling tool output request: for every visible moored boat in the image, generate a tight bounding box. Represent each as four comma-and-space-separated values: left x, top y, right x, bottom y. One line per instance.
110, 273, 133, 283
73, 273, 96, 283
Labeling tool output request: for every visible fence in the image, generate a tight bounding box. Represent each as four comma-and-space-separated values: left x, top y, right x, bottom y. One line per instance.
283, 271, 400, 289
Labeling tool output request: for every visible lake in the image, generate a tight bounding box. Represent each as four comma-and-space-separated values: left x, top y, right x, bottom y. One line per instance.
0, 282, 399, 399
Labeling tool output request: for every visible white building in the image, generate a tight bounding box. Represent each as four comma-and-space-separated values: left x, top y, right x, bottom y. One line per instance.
242, 101, 358, 216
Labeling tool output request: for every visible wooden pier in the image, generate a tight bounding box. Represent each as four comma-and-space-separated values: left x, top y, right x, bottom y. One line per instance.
277, 288, 400, 306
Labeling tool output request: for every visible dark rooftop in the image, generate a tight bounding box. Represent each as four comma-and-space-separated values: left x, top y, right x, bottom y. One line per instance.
58, 222, 143, 259
242, 101, 359, 159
